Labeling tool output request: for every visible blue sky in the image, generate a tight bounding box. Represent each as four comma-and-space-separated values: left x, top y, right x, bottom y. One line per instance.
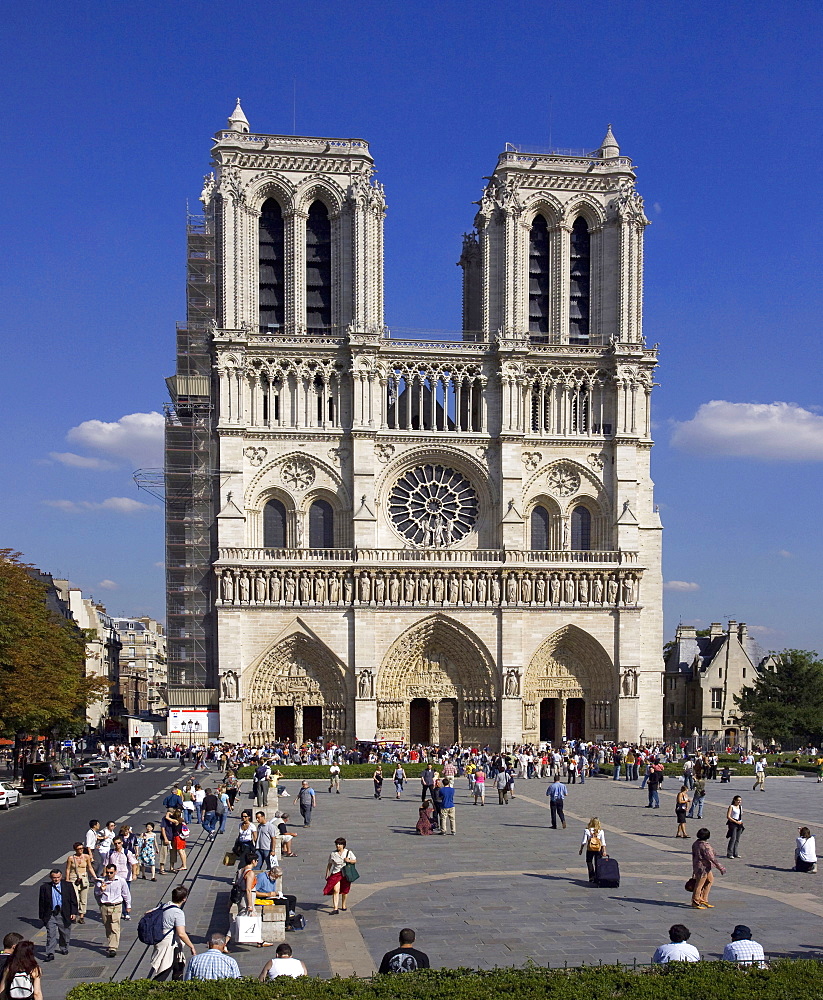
2, 1, 821, 652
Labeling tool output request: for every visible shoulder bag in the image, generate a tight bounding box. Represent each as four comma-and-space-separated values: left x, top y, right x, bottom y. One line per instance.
343, 850, 360, 883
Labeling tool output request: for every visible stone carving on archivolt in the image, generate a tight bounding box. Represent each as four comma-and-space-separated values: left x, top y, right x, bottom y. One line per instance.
279, 456, 315, 490
244, 446, 268, 467
522, 451, 542, 472
587, 453, 606, 472
374, 443, 395, 464
216, 567, 640, 609
546, 463, 580, 497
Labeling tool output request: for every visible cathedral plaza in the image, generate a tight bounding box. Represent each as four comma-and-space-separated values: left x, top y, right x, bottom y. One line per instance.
164, 104, 663, 749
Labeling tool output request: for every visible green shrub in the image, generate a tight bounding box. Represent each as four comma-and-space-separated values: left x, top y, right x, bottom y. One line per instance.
66, 960, 823, 1000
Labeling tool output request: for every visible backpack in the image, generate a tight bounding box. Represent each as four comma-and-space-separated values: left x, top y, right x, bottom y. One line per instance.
587, 832, 602, 852
290, 913, 306, 930
255, 765, 268, 780
179, 823, 190, 839
137, 903, 174, 946
8, 973, 34, 1000
230, 871, 250, 905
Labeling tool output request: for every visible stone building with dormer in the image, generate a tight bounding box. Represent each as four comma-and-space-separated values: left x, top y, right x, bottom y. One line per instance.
164, 103, 663, 747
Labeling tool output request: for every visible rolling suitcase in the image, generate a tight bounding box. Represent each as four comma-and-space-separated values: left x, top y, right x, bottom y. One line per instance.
595, 855, 620, 888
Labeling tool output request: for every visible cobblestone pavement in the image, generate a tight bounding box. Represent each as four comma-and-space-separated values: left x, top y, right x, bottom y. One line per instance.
15, 769, 822, 995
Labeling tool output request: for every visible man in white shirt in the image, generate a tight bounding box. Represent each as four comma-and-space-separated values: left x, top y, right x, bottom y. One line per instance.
722, 925, 767, 967
651, 924, 700, 964
753, 758, 767, 792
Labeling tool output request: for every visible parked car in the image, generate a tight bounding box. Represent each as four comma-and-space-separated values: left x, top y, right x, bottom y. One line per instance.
22, 762, 67, 795
72, 765, 108, 789
84, 758, 118, 781
39, 771, 87, 797
0, 782, 20, 809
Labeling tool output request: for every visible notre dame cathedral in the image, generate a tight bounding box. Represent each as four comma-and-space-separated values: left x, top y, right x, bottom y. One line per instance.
164, 101, 663, 747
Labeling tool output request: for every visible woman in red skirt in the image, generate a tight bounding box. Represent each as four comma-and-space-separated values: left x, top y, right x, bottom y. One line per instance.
323, 837, 357, 913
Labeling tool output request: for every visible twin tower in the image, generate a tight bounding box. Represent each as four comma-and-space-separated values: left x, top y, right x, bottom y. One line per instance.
164, 101, 662, 748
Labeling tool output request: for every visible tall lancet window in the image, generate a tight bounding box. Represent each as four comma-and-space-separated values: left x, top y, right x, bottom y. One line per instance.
306, 200, 332, 332
259, 199, 285, 331
569, 216, 590, 343
263, 499, 287, 548
528, 215, 550, 337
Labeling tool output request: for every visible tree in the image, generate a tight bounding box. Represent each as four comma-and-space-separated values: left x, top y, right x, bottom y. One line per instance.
0, 550, 108, 744
734, 649, 823, 745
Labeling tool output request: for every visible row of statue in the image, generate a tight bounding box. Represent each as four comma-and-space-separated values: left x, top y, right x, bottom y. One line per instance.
218, 568, 640, 607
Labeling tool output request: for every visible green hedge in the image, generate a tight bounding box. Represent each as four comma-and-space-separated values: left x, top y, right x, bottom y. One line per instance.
65, 961, 823, 1000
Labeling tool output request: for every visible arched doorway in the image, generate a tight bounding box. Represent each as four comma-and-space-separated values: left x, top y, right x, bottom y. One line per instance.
245, 632, 348, 744
524, 625, 616, 743
376, 616, 498, 746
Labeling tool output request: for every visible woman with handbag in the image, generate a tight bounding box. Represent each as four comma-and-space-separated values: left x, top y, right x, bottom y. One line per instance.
65, 842, 93, 922
323, 838, 357, 914
726, 796, 744, 858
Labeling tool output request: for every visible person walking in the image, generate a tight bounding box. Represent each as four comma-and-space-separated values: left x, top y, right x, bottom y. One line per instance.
646, 764, 663, 808
149, 886, 196, 981
84, 820, 104, 875
254, 762, 271, 808
329, 762, 341, 794
65, 843, 93, 924
373, 765, 384, 800
473, 766, 486, 806
38, 870, 78, 960
687, 776, 706, 819
298, 781, 316, 826
439, 778, 456, 835
94, 863, 131, 956
107, 838, 138, 919
138, 823, 158, 881
0, 941, 43, 1000
676, 785, 691, 838
495, 769, 510, 805
794, 826, 817, 872
323, 838, 356, 914
420, 765, 435, 802
183, 932, 240, 980
578, 817, 606, 882
546, 776, 568, 829
753, 757, 767, 792
255, 811, 279, 870
98, 821, 117, 871
393, 765, 406, 799
725, 795, 744, 858
201, 788, 219, 841
690, 827, 725, 909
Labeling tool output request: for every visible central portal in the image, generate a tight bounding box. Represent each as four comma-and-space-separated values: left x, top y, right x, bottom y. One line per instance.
409, 699, 431, 744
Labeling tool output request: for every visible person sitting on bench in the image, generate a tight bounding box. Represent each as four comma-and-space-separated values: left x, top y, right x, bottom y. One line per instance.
254, 866, 298, 930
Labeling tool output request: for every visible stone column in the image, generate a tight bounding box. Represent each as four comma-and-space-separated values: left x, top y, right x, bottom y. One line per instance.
429, 700, 440, 746
293, 705, 303, 748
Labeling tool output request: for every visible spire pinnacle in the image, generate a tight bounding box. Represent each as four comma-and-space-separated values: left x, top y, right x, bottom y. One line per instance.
599, 123, 619, 158
227, 99, 250, 133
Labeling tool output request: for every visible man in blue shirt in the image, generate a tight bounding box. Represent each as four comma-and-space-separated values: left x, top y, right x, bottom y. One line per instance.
546, 777, 568, 829
439, 779, 456, 835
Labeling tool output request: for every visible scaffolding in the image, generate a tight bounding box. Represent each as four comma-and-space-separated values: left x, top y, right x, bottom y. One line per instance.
163, 213, 217, 689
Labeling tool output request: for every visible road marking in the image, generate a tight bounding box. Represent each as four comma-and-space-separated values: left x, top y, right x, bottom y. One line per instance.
0, 893, 19, 908
21, 869, 51, 887
138, 800, 152, 807
51, 852, 71, 865
127, 807, 142, 815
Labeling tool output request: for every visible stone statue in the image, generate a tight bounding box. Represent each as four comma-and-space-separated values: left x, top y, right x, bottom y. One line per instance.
358, 670, 374, 699
623, 575, 636, 605
448, 574, 459, 604
506, 574, 518, 603
374, 574, 385, 604
360, 573, 372, 603
564, 576, 575, 603
476, 574, 487, 603
578, 575, 589, 604
504, 670, 520, 697
389, 574, 400, 603
239, 573, 250, 603
300, 574, 312, 603
419, 574, 431, 602
607, 576, 618, 604
269, 572, 281, 604
329, 573, 340, 603
315, 573, 326, 604
490, 575, 501, 604
433, 574, 444, 603
284, 574, 296, 603
343, 574, 353, 603
221, 571, 234, 604
593, 575, 604, 604
221, 671, 238, 701
622, 670, 638, 697
404, 575, 416, 602
550, 575, 561, 604
255, 573, 267, 603
535, 575, 546, 604
520, 574, 532, 603
462, 575, 473, 604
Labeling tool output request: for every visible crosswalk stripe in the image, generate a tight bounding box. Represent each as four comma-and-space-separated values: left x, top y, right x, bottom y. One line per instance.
0, 893, 19, 908
21, 869, 51, 887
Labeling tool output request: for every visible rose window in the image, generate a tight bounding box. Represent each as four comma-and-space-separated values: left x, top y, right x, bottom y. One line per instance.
389, 465, 478, 546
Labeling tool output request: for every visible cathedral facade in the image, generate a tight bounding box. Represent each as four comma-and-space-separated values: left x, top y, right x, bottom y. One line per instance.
165, 102, 663, 747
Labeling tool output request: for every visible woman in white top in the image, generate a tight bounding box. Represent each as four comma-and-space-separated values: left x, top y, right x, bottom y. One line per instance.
795, 826, 818, 872
726, 796, 744, 858
578, 817, 606, 882
259, 942, 307, 978
323, 837, 357, 913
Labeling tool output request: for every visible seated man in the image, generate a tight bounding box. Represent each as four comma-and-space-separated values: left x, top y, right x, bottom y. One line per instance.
651, 924, 700, 964
254, 866, 298, 930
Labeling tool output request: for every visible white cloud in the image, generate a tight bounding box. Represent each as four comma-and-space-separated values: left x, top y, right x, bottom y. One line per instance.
67, 411, 164, 468
776, 549, 793, 559
671, 401, 823, 461
43, 497, 157, 514
98, 579, 119, 590
154, 561, 166, 568
664, 580, 700, 592
749, 624, 778, 638
49, 451, 118, 471
653, 202, 662, 215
